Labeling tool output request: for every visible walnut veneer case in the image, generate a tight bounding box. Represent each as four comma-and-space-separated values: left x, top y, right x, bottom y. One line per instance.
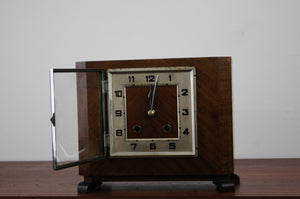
50, 57, 239, 193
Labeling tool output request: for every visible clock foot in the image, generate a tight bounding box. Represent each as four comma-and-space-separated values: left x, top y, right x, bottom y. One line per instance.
77, 176, 102, 193
213, 173, 240, 192
231, 173, 240, 185
214, 180, 235, 192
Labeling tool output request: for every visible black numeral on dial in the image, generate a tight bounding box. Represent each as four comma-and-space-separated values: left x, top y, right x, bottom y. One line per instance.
116, 129, 123, 136
183, 128, 189, 135
169, 143, 176, 149
182, 109, 189, 115
150, 143, 156, 150
181, 89, 188, 96
145, 75, 155, 82
131, 143, 137, 150
128, 76, 135, 82
115, 110, 122, 117
114, 90, 122, 97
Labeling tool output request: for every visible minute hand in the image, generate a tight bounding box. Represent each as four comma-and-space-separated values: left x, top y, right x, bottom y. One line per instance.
150, 75, 159, 110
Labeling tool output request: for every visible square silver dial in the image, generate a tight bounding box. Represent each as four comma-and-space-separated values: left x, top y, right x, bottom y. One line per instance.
107, 67, 197, 157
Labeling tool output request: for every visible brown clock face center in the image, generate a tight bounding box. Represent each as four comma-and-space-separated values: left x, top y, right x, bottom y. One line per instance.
126, 85, 178, 139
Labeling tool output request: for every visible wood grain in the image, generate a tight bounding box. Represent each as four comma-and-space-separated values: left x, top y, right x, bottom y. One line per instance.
76, 57, 234, 178
126, 85, 178, 139
1, 159, 300, 198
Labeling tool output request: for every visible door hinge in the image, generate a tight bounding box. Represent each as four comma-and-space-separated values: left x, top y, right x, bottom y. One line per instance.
105, 132, 110, 147
102, 80, 108, 93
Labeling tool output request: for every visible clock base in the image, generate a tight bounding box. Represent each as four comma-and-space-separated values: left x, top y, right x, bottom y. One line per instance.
77, 174, 240, 193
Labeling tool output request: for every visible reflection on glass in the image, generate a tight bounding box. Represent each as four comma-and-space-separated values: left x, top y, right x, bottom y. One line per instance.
51, 70, 105, 169
53, 72, 80, 166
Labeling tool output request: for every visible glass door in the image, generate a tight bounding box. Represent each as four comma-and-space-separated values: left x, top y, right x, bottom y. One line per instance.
50, 69, 106, 170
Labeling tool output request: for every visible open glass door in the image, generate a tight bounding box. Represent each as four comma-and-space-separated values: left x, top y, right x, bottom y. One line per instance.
50, 69, 106, 170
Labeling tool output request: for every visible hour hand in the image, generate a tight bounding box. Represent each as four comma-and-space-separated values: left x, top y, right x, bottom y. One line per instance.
147, 86, 152, 109
151, 75, 159, 110
147, 75, 158, 117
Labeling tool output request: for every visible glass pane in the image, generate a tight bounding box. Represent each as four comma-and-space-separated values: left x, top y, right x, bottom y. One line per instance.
50, 69, 105, 170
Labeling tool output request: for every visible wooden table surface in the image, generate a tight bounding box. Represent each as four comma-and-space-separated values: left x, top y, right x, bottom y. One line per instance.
0, 159, 299, 198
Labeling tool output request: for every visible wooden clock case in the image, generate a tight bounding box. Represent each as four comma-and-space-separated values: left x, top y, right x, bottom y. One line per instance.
74, 57, 239, 192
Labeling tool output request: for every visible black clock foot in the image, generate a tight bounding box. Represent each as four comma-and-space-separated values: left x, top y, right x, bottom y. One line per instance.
77, 177, 102, 193
214, 180, 235, 192
213, 173, 240, 192
230, 173, 240, 185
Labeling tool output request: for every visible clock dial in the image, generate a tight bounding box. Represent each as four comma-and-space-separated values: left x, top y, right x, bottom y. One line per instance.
126, 85, 178, 139
107, 67, 197, 157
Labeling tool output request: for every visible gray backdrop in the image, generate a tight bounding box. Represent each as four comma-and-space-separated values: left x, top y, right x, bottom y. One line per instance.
0, 0, 299, 160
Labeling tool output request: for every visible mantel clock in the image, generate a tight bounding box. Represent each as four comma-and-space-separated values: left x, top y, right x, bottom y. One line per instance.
50, 57, 239, 193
